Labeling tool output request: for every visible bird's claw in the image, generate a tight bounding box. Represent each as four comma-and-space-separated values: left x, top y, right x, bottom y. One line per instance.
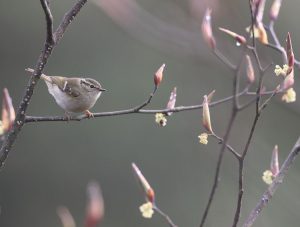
85, 110, 94, 118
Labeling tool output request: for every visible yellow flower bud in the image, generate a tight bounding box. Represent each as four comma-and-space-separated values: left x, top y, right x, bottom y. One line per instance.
262, 170, 274, 185
139, 202, 154, 219
198, 133, 208, 145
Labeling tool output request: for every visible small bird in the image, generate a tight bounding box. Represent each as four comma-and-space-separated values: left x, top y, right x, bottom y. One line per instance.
26, 68, 106, 117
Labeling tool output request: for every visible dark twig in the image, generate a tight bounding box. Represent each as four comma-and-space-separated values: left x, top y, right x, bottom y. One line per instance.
231, 13, 280, 225
230, 2, 272, 225
133, 86, 158, 111
200, 111, 238, 227
243, 137, 300, 227
232, 113, 260, 227
213, 49, 237, 70
210, 134, 241, 160
53, 0, 88, 44
0, 0, 89, 168
199, 9, 257, 223
40, 0, 54, 44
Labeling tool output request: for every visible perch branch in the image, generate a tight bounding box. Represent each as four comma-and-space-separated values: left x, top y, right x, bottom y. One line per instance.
24, 88, 277, 123
0, 0, 89, 168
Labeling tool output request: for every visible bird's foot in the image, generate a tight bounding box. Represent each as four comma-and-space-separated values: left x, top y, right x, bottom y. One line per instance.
64, 112, 72, 122
85, 110, 94, 118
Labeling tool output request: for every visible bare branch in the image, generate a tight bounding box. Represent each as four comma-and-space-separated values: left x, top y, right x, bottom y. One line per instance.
154, 206, 178, 227
232, 113, 260, 227
243, 137, 300, 227
200, 111, 238, 227
23, 87, 280, 123
0, 0, 89, 168
40, 0, 54, 44
213, 49, 236, 70
53, 0, 88, 44
133, 86, 158, 111
210, 134, 241, 160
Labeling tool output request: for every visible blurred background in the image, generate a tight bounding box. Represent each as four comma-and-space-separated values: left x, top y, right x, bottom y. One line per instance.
0, 0, 300, 226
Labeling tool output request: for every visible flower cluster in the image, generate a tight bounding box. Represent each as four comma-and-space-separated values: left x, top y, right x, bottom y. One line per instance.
282, 88, 296, 103
198, 133, 208, 145
139, 202, 154, 218
154, 87, 177, 127
262, 145, 280, 185
262, 170, 274, 185
274, 64, 289, 76
155, 113, 167, 127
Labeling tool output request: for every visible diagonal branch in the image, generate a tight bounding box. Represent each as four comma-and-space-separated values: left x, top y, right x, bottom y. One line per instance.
0, 0, 89, 169
53, 0, 88, 44
40, 0, 54, 44
154, 206, 178, 227
243, 137, 300, 227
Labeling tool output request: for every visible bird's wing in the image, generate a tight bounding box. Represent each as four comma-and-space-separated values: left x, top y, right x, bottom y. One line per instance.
50, 76, 81, 98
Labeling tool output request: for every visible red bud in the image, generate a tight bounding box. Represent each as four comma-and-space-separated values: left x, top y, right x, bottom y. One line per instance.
85, 182, 104, 227
201, 9, 216, 50
270, 145, 279, 176
2, 88, 15, 132
269, 0, 282, 21
57, 207, 76, 227
154, 64, 165, 87
132, 163, 155, 203
219, 27, 246, 45
286, 33, 294, 70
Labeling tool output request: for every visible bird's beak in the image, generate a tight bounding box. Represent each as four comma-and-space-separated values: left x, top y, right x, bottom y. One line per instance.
99, 87, 106, 92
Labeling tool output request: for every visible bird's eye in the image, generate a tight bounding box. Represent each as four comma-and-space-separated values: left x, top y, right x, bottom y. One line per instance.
90, 85, 95, 88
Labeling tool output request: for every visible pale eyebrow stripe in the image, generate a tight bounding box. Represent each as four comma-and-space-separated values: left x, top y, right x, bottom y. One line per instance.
81, 80, 91, 86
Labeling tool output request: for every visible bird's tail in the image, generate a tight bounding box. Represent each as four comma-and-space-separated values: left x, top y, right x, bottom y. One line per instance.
25, 68, 52, 83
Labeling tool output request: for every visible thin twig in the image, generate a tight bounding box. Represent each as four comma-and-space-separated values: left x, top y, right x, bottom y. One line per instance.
231, 113, 260, 227
231, 2, 269, 225
243, 137, 300, 227
199, 111, 237, 227
199, 7, 259, 222
133, 86, 158, 111
0, 0, 89, 168
154, 206, 178, 227
213, 49, 237, 70
24, 88, 279, 123
53, 0, 88, 44
40, 0, 54, 44
211, 133, 241, 160
268, 21, 287, 64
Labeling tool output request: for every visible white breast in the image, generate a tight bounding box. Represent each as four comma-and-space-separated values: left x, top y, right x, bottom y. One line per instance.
45, 81, 101, 113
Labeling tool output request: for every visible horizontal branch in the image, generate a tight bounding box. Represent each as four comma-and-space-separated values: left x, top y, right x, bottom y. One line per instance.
25, 88, 278, 123
243, 137, 300, 227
